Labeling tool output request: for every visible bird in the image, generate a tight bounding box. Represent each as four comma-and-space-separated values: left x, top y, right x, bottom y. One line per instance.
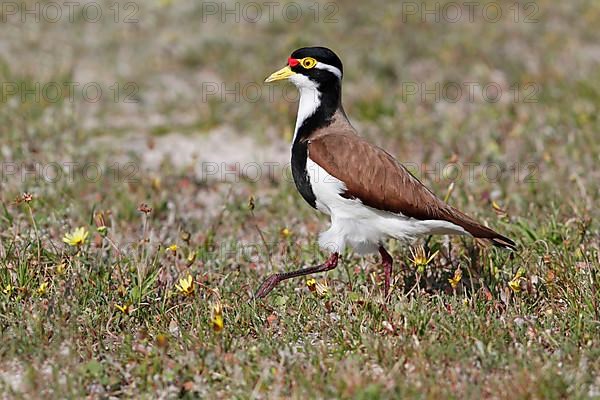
255, 46, 516, 299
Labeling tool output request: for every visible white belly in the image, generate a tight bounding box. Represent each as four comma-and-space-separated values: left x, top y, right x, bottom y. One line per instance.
305, 158, 468, 255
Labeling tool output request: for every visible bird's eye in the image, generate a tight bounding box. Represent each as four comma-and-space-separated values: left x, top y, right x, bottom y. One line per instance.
301, 57, 317, 69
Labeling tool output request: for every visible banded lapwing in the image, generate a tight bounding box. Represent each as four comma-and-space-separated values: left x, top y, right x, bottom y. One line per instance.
255, 46, 516, 299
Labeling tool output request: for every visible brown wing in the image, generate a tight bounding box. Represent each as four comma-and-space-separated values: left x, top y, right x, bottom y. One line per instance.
308, 133, 516, 250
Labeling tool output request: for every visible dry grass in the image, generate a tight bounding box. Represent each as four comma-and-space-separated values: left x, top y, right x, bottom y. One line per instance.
0, 0, 599, 398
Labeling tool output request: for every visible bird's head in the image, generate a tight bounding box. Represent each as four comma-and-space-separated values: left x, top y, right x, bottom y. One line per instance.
265, 46, 343, 89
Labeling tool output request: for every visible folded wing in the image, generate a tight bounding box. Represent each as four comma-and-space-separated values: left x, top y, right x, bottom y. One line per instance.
307, 133, 516, 250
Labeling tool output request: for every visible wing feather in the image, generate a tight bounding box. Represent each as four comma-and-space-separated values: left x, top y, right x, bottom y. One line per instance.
307, 133, 516, 250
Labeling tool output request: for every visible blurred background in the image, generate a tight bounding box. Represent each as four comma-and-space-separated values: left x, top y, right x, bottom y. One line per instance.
1, 0, 598, 223
1, 0, 599, 397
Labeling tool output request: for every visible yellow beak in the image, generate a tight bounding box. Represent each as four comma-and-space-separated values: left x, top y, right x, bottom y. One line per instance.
265, 66, 296, 83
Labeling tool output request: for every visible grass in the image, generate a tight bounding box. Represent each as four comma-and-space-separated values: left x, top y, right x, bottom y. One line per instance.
1, 0, 599, 398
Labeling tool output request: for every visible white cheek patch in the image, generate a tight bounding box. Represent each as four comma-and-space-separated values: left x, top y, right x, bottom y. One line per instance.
289, 73, 317, 89
315, 62, 342, 79
289, 74, 321, 141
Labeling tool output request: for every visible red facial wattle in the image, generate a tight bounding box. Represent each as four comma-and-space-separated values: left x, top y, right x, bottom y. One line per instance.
288, 57, 299, 67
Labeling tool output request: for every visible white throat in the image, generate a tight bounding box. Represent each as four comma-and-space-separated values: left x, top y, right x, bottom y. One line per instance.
290, 74, 321, 142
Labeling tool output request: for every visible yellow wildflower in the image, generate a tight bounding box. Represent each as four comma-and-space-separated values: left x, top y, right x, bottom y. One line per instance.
37, 282, 48, 296
176, 275, 194, 296
212, 302, 224, 332
492, 201, 508, 217
509, 268, 526, 293
281, 227, 292, 238
508, 279, 521, 292
166, 244, 178, 252
62, 227, 89, 247
306, 278, 317, 292
409, 245, 439, 273
115, 303, 131, 314
448, 269, 462, 289
3, 284, 14, 295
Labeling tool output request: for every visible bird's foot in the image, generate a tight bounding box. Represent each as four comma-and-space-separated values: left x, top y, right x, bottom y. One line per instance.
254, 274, 281, 299
254, 253, 340, 300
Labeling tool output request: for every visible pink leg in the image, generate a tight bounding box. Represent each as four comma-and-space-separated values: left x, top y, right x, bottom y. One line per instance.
379, 246, 393, 298
255, 253, 339, 299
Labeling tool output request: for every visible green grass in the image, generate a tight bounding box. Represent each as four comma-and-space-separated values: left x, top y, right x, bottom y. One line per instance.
1, 0, 599, 398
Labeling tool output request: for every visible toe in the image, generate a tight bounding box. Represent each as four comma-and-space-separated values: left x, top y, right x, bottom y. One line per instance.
255, 275, 280, 299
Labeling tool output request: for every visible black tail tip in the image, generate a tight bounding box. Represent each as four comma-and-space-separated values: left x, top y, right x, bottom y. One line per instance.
491, 236, 517, 251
